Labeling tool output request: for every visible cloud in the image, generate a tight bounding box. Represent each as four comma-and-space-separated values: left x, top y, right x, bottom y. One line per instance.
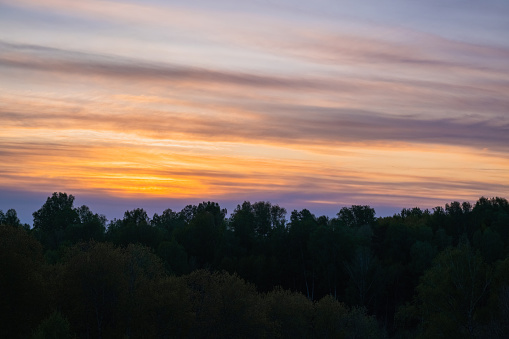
2, 92, 508, 152
298, 29, 509, 70
3, 39, 508, 115
0, 41, 334, 91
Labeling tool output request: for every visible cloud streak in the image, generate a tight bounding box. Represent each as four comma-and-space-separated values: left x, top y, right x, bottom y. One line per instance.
2, 92, 508, 152
2, 40, 508, 117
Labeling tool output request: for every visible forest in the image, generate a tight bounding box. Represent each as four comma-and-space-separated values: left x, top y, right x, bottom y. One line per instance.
2, 193, 509, 338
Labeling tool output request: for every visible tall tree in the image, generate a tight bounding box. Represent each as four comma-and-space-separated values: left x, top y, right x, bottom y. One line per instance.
288, 209, 318, 299
107, 208, 162, 248
417, 243, 492, 338
0, 225, 48, 338
337, 205, 376, 228
33, 193, 78, 232
0, 208, 23, 228
32, 192, 79, 249
175, 202, 226, 269
65, 205, 106, 243
59, 242, 128, 338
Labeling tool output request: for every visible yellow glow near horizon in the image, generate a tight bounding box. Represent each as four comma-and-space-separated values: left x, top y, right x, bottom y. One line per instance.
2, 118, 508, 208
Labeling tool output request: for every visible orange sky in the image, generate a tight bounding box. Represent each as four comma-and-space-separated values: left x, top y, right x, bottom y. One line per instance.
1, 0, 508, 222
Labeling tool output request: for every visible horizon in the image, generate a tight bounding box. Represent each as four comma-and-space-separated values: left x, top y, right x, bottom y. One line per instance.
0, 189, 497, 227
1, 1, 508, 223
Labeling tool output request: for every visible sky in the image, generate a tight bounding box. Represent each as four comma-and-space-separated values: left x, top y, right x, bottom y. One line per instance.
1, 0, 508, 225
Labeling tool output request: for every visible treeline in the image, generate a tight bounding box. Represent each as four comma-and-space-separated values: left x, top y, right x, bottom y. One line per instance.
1, 193, 509, 338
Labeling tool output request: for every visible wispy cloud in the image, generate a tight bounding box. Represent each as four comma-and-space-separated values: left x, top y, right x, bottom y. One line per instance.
2, 89, 508, 152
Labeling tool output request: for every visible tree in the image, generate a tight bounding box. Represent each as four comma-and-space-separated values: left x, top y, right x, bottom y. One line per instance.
482, 257, 509, 337
253, 201, 286, 237
65, 205, 106, 243
264, 287, 313, 338
157, 239, 189, 275
443, 201, 474, 243
473, 197, 509, 246
313, 295, 349, 338
308, 221, 353, 299
33, 193, 78, 232
344, 247, 381, 308
288, 209, 318, 299
417, 243, 492, 338
59, 241, 183, 338
32, 192, 79, 249
0, 225, 48, 338
59, 242, 127, 338
174, 202, 226, 269
0, 208, 23, 228
472, 227, 504, 264
123, 208, 150, 226
152, 208, 183, 238
184, 270, 268, 338
106, 208, 163, 248
229, 201, 256, 251
121, 244, 166, 338
340, 306, 384, 339
32, 311, 74, 339
337, 205, 376, 228
148, 276, 195, 338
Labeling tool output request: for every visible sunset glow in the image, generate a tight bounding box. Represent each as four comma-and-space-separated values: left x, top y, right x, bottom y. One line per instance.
1, 0, 508, 222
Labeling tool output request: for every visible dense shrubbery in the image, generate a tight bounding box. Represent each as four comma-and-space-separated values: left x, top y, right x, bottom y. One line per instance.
1, 193, 509, 338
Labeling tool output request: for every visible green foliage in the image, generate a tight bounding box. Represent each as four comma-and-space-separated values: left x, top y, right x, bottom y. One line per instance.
185, 270, 268, 338
0, 208, 23, 227
473, 227, 505, 264
288, 209, 319, 299
65, 205, 106, 243
152, 208, 182, 235
157, 238, 189, 274
33, 192, 78, 233
264, 287, 314, 338
106, 208, 163, 249
342, 306, 385, 339
173, 202, 227, 269
394, 303, 420, 338
59, 242, 127, 338
481, 258, 509, 337
337, 205, 376, 228
31, 193, 107, 251
230, 201, 286, 241
32, 311, 74, 339
314, 295, 385, 338
416, 244, 492, 338
308, 221, 353, 299
0, 225, 48, 338
58, 241, 170, 338
409, 240, 437, 276
230, 201, 257, 250
344, 246, 383, 308
314, 295, 349, 338
5, 193, 509, 338
149, 275, 195, 338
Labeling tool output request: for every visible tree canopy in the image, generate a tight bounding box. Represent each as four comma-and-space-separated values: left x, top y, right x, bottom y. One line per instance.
2, 192, 509, 338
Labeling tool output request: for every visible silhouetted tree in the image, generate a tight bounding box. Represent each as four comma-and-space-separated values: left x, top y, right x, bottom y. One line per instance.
32, 192, 79, 249
337, 205, 376, 228
65, 205, 106, 243
417, 243, 492, 338
0, 208, 24, 228
107, 208, 163, 248
0, 225, 48, 338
